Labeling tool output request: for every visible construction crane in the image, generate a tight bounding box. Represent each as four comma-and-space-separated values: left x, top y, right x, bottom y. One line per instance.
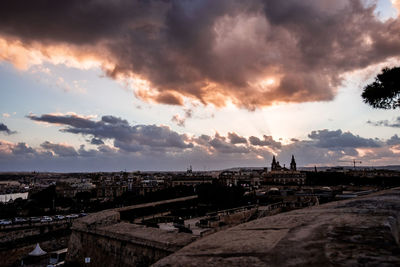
338, 159, 362, 169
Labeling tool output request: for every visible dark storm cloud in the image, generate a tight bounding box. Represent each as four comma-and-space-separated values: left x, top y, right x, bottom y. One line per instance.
0, 122, 16, 135
2, 0, 400, 108
308, 129, 382, 148
28, 113, 193, 152
249, 135, 281, 149
367, 117, 400, 128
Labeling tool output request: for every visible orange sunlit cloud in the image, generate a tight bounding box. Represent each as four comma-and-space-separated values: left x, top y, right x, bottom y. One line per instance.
1, 1, 400, 110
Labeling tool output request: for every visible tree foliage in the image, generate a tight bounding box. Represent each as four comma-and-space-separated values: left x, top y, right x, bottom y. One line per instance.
361, 66, 400, 109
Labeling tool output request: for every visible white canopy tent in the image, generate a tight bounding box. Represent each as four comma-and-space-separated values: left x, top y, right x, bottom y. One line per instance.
28, 243, 47, 256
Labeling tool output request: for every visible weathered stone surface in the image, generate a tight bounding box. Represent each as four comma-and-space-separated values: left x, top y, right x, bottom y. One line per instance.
72, 210, 120, 231
153, 188, 400, 267
67, 224, 195, 267
67, 197, 198, 266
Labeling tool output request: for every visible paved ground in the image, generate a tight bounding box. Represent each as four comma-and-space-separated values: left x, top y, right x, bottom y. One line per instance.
153, 188, 400, 267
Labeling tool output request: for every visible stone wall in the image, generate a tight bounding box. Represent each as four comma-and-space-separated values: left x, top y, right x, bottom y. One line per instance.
0, 228, 70, 267
207, 207, 258, 228
154, 188, 400, 266
67, 228, 173, 267
0, 222, 70, 244
66, 199, 196, 267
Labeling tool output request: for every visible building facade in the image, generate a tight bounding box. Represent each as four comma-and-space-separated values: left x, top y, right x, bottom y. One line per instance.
264, 155, 306, 185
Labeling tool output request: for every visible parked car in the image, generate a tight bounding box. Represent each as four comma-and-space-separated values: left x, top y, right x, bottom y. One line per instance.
79, 213, 88, 217
14, 217, 28, 223
30, 217, 41, 223
54, 215, 65, 220
41, 216, 53, 222
0, 219, 12, 225
66, 214, 79, 219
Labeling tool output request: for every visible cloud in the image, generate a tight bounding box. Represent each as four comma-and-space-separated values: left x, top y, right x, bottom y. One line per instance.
0, 122, 16, 135
3, 139, 105, 158
2, 121, 400, 171
0, 140, 14, 155
184, 109, 193, 118
27, 113, 399, 167
11, 142, 36, 155
171, 114, 186, 127
307, 129, 382, 148
367, 117, 400, 128
28, 113, 193, 153
1, 0, 400, 109
228, 132, 247, 144
77, 145, 100, 157
208, 134, 250, 154
387, 134, 400, 146
90, 138, 104, 145
249, 135, 281, 149
40, 141, 78, 157
27, 113, 97, 128
0, 139, 119, 172
171, 108, 193, 127
1, 140, 76, 158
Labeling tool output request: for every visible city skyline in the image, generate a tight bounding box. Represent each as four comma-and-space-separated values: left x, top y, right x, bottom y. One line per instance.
1, 0, 400, 171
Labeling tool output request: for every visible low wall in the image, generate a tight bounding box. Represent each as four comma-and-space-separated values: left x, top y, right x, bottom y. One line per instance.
207, 208, 258, 228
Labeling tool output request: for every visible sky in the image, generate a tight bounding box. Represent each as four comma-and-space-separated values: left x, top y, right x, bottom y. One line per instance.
0, 0, 400, 172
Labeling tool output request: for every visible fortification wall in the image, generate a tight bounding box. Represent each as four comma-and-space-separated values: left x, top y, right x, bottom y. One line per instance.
154, 188, 400, 266
0, 228, 70, 267
0, 222, 70, 244
67, 228, 174, 267
66, 201, 196, 266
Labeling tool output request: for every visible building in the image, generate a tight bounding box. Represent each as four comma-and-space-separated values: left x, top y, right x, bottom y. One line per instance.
218, 169, 262, 187
55, 181, 95, 198
264, 155, 306, 185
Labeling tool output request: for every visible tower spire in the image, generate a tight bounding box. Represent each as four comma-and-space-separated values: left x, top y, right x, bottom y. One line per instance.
290, 155, 296, 171
271, 155, 277, 171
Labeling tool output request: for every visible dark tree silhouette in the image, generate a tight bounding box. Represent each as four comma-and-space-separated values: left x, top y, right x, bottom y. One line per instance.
361, 67, 400, 109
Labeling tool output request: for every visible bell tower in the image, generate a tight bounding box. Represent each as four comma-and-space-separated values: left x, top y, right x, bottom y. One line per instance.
290, 155, 297, 171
